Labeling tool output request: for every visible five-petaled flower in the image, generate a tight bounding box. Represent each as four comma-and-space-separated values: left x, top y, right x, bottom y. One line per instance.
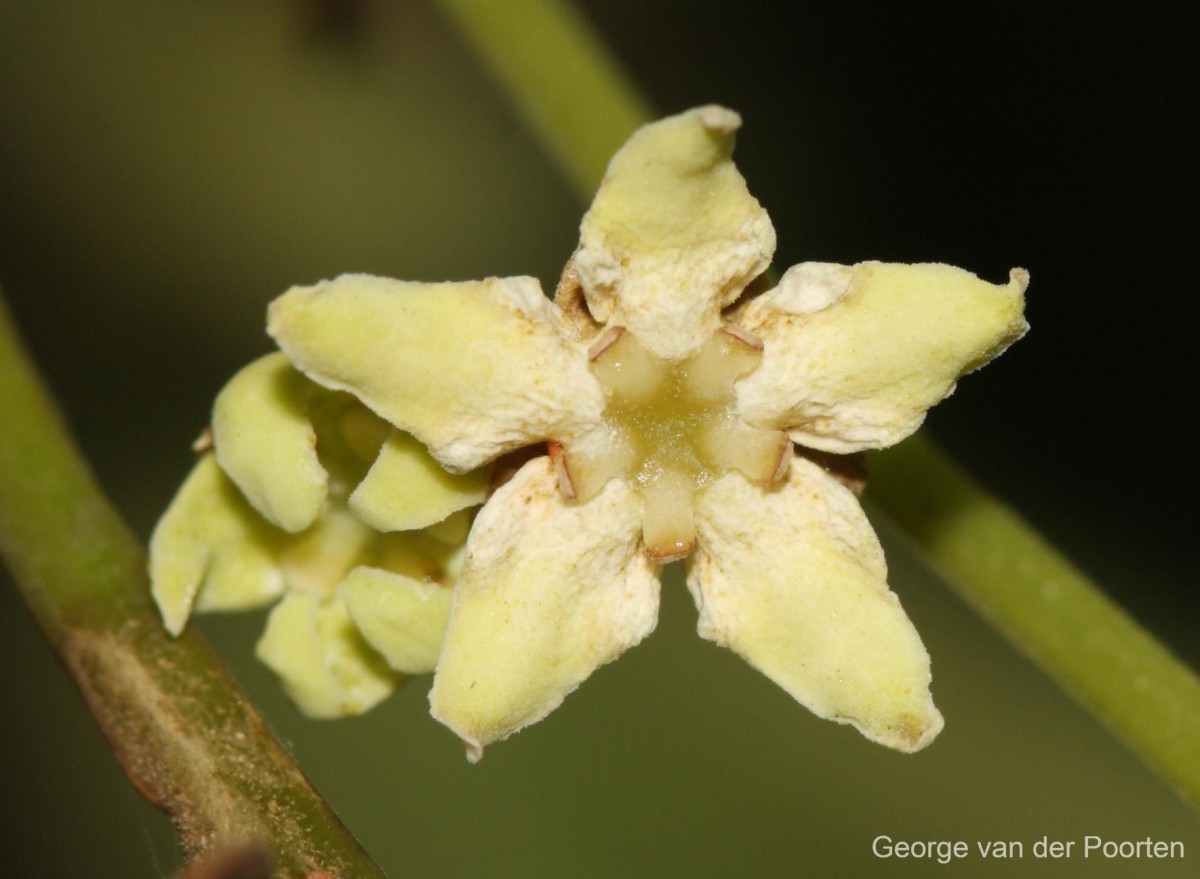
266, 106, 1029, 760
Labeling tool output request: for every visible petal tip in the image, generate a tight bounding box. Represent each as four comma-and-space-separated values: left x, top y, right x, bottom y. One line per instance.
692, 104, 742, 134
841, 702, 944, 753
887, 705, 945, 753
159, 607, 187, 638
1009, 266, 1031, 295
430, 698, 487, 763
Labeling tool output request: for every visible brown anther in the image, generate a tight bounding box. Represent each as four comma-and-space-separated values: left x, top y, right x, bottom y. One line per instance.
587, 325, 625, 362
720, 322, 763, 351
547, 441, 577, 499
769, 435, 793, 483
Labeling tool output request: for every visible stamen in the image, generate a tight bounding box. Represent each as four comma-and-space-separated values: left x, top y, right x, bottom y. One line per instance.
563, 325, 791, 560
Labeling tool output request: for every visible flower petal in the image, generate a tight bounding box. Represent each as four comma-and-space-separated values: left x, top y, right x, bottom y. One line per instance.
687, 456, 943, 751
268, 274, 604, 471
349, 430, 488, 532
736, 262, 1029, 452
430, 457, 659, 761
574, 106, 776, 360
370, 527, 467, 586
211, 352, 327, 532
276, 503, 373, 600
341, 567, 453, 674
422, 507, 473, 546
149, 454, 283, 635
255, 591, 397, 719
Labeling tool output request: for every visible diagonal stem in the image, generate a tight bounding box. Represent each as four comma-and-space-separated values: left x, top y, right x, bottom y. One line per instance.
868, 436, 1200, 810
0, 293, 386, 878
433, 0, 650, 196
432, 0, 1200, 813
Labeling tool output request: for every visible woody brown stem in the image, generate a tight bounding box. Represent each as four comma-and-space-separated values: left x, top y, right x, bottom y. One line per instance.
0, 292, 385, 878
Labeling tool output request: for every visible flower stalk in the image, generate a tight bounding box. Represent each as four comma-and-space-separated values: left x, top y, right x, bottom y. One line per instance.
0, 293, 386, 877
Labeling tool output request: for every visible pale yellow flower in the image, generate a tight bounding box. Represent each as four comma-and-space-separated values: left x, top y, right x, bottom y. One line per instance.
149, 353, 487, 718
268, 106, 1028, 758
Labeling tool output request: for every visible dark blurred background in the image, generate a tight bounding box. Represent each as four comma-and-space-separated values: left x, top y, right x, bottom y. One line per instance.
1, 1, 1196, 876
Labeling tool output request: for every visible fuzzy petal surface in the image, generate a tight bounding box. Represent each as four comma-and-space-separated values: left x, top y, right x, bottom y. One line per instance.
149, 454, 283, 635
341, 567, 454, 674
736, 262, 1029, 452
268, 274, 604, 471
256, 591, 397, 719
575, 106, 775, 359
211, 352, 327, 532
430, 457, 659, 761
276, 503, 373, 601
687, 456, 943, 751
349, 430, 488, 531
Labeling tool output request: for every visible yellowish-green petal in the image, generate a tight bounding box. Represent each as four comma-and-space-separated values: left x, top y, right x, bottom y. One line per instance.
574, 105, 776, 359
276, 503, 374, 600
268, 274, 604, 472
370, 528, 468, 588
211, 352, 328, 532
149, 454, 283, 636
423, 507, 473, 546
341, 567, 453, 674
430, 457, 659, 761
349, 430, 489, 531
687, 455, 943, 752
736, 262, 1029, 452
255, 591, 397, 719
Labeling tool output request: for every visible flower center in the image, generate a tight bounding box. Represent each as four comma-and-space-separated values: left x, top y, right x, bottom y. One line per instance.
553, 326, 791, 563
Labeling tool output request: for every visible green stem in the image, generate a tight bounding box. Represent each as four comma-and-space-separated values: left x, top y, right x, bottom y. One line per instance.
433, 0, 651, 197
869, 436, 1200, 809
0, 294, 386, 878
434, 0, 1200, 812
